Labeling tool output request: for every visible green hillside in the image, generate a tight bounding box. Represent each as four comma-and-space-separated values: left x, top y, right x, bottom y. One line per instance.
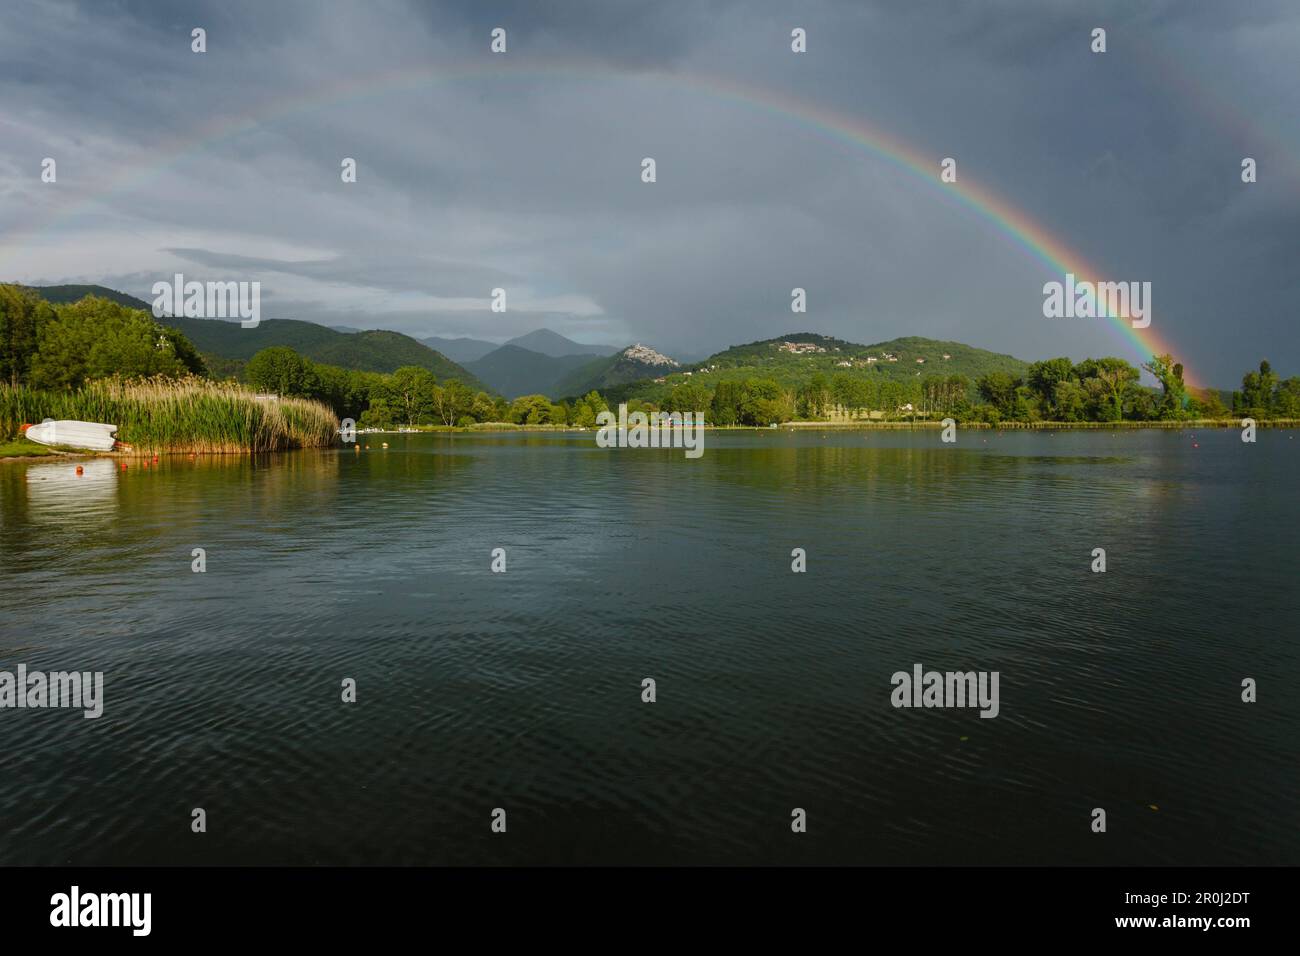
555, 353, 620, 397
421, 335, 499, 363
504, 328, 614, 358
606, 333, 1029, 404
24, 284, 154, 310
160, 316, 482, 386
556, 344, 682, 398
704, 333, 1026, 382
464, 345, 594, 399
23, 285, 488, 390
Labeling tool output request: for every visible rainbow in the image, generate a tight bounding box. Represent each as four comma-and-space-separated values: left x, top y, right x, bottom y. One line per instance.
0, 58, 1191, 381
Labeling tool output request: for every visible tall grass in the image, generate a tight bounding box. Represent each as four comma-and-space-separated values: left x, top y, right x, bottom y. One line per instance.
0, 378, 339, 454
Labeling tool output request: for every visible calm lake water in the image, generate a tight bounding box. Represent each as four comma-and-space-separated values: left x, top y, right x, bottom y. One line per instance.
0, 428, 1296, 865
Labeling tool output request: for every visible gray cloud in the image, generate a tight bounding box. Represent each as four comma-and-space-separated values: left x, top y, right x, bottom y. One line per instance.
162, 247, 518, 296
2, 0, 1297, 384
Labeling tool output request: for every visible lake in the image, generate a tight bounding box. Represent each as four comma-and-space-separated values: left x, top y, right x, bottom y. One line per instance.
0, 428, 1296, 864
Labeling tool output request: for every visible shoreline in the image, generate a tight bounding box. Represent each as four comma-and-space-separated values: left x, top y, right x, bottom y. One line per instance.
383, 418, 1295, 433
780, 418, 1297, 430
3, 418, 1292, 461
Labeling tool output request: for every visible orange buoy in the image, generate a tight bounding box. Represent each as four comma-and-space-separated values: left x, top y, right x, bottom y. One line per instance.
153, 455, 159, 463
75, 465, 84, 475
120, 462, 128, 470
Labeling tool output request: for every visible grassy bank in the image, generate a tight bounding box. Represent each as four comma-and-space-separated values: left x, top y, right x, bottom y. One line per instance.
0, 379, 339, 454
0, 438, 60, 458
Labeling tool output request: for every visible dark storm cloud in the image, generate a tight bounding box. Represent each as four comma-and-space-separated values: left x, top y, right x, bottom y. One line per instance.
1, 0, 1297, 382
162, 247, 517, 296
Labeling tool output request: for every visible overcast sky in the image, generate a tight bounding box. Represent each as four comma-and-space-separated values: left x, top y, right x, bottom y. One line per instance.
1, 0, 1297, 384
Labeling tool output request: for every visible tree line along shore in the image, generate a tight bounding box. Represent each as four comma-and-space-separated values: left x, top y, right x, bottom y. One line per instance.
1, 285, 1296, 455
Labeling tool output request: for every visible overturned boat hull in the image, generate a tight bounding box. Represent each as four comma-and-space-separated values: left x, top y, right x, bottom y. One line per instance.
22, 420, 119, 452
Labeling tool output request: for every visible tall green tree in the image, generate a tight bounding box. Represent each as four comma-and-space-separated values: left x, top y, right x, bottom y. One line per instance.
1142, 354, 1188, 419
508, 394, 559, 424
710, 380, 743, 426
246, 346, 315, 397
1075, 357, 1138, 422
1234, 360, 1279, 417
385, 366, 437, 426
1272, 377, 1300, 418
664, 381, 711, 416
976, 371, 1021, 417
796, 372, 830, 419
30, 296, 205, 389
1027, 357, 1075, 417
0, 284, 56, 386
433, 380, 475, 426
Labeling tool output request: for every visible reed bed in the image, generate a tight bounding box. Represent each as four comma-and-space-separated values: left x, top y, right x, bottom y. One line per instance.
0, 378, 339, 454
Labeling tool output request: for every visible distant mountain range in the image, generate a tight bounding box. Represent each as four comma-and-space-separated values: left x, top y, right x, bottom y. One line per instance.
436, 328, 623, 397
462, 341, 679, 399
161, 316, 490, 390
20, 286, 1059, 404
463, 345, 596, 399
501, 328, 614, 358
422, 328, 617, 365
419, 335, 500, 364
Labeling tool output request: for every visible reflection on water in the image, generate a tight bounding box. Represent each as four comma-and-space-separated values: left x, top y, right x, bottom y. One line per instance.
24, 458, 119, 523
0, 429, 1296, 865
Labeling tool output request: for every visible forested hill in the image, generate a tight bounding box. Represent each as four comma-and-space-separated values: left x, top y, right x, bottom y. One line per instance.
555, 343, 681, 397
23, 285, 487, 390
160, 316, 483, 385
601, 332, 1031, 405
24, 284, 153, 310
700, 333, 1029, 383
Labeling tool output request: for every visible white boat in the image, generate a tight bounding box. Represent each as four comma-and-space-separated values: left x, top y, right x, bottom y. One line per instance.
22, 419, 119, 452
